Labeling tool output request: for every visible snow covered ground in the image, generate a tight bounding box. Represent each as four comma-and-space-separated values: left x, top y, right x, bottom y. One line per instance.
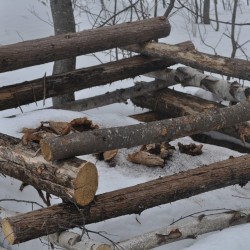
0, 1, 250, 249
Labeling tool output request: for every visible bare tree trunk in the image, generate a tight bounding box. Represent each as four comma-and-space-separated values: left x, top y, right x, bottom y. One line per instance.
214, 0, 219, 31
230, 0, 238, 59
203, 0, 210, 24
0, 133, 98, 206
0, 17, 170, 73
164, 0, 175, 17
124, 42, 250, 81
50, 0, 76, 106
194, 0, 199, 23
0, 55, 174, 111
2, 154, 250, 244
41, 100, 250, 161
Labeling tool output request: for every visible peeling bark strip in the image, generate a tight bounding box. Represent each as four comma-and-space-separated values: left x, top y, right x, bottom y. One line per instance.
0, 133, 98, 206
2, 155, 250, 244
41, 101, 250, 161
54, 80, 171, 111
0, 17, 170, 73
131, 87, 250, 142
0, 56, 174, 111
125, 42, 250, 81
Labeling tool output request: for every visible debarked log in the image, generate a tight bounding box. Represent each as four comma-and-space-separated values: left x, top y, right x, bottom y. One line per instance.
0, 17, 170, 73
2, 155, 250, 244
41, 100, 250, 161
0, 55, 174, 111
0, 133, 98, 206
125, 42, 250, 81
54, 80, 173, 111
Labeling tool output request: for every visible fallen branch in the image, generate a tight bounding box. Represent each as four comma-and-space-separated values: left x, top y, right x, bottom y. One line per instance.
54, 80, 172, 111
41, 100, 250, 161
125, 42, 250, 81
0, 55, 174, 111
0, 17, 170, 73
0, 133, 98, 206
2, 155, 250, 244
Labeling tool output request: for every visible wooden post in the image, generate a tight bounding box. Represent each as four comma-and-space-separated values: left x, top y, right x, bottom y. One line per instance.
0, 55, 174, 111
41, 100, 250, 161
0, 133, 98, 206
125, 42, 250, 81
2, 155, 250, 244
0, 17, 170, 73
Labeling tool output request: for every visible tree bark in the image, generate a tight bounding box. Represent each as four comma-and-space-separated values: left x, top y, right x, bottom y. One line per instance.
41, 100, 250, 161
0, 133, 98, 206
2, 155, 250, 244
50, 0, 76, 106
0, 17, 170, 73
0, 55, 174, 111
203, 0, 210, 24
131, 87, 250, 151
124, 42, 250, 81
54, 80, 171, 111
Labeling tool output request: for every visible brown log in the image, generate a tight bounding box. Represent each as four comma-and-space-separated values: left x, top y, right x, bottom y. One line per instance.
125, 41, 250, 81
2, 154, 250, 244
0, 133, 98, 206
41, 100, 250, 161
54, 80, 172, 111
0, 55, 174, 111
131, 87, 250, 144
130, 111, 169, 122
0, 17, 170, 73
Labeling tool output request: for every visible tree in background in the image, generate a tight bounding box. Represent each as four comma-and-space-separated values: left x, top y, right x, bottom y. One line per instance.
50, 0, 76, 106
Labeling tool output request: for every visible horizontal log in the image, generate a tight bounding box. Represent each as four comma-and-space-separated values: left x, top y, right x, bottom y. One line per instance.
2, 155, 250, 244
54, 80, 172, 111
0, 133, 98, 206
131, 87, 250, 142
0, 55, 174, 111
41, 100, 250, 161
125, 42, 250, 81
0, 17, 170, 73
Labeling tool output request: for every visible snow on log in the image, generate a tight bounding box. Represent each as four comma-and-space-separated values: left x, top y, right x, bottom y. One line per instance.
0, 133, 98, 206
125, 42, 250, 81
41, 100, 250, 161
131, 87, 250, 143
0, 17, 170, 73
54, 80, 172, 111
2, 155, 250, 244
0, 55, 174, 111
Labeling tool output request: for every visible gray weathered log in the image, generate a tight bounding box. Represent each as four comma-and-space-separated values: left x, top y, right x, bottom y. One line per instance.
41, 100, 250, 161
0, 17, 170, 73
0, 133, 98, 206
125, 42, 250, 81
50, 0, 76, 106
0, 55, 174, 111
131, 87, 250, 142
54, 80, 172, 111
2, 154, 250, 244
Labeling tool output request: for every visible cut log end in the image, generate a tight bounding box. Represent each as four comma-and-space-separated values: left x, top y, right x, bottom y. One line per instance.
40, 140, 52, 161
2, 219, 15, 245
74, 162, 98, 206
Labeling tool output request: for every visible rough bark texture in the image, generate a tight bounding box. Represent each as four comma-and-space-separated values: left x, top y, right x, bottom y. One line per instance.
131, 87, 250, 142
125, 42, 250, 81
2, 155, 250, 244
0, 56, 174, 111
50, 0, 76, 106
0, 17, 170, 73
0, 133, 98, 206
54, 80, 171, 111
41, 100, 250, 161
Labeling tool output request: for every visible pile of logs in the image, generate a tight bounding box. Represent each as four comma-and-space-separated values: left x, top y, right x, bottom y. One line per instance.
1, 16, 250, 249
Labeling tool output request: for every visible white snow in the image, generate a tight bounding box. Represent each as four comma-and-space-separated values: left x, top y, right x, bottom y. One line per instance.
0, 1, 250, 250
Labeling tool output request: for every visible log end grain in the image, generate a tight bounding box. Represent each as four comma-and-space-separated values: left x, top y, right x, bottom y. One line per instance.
2, 218, 15, 244
74, 161, 98, 206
